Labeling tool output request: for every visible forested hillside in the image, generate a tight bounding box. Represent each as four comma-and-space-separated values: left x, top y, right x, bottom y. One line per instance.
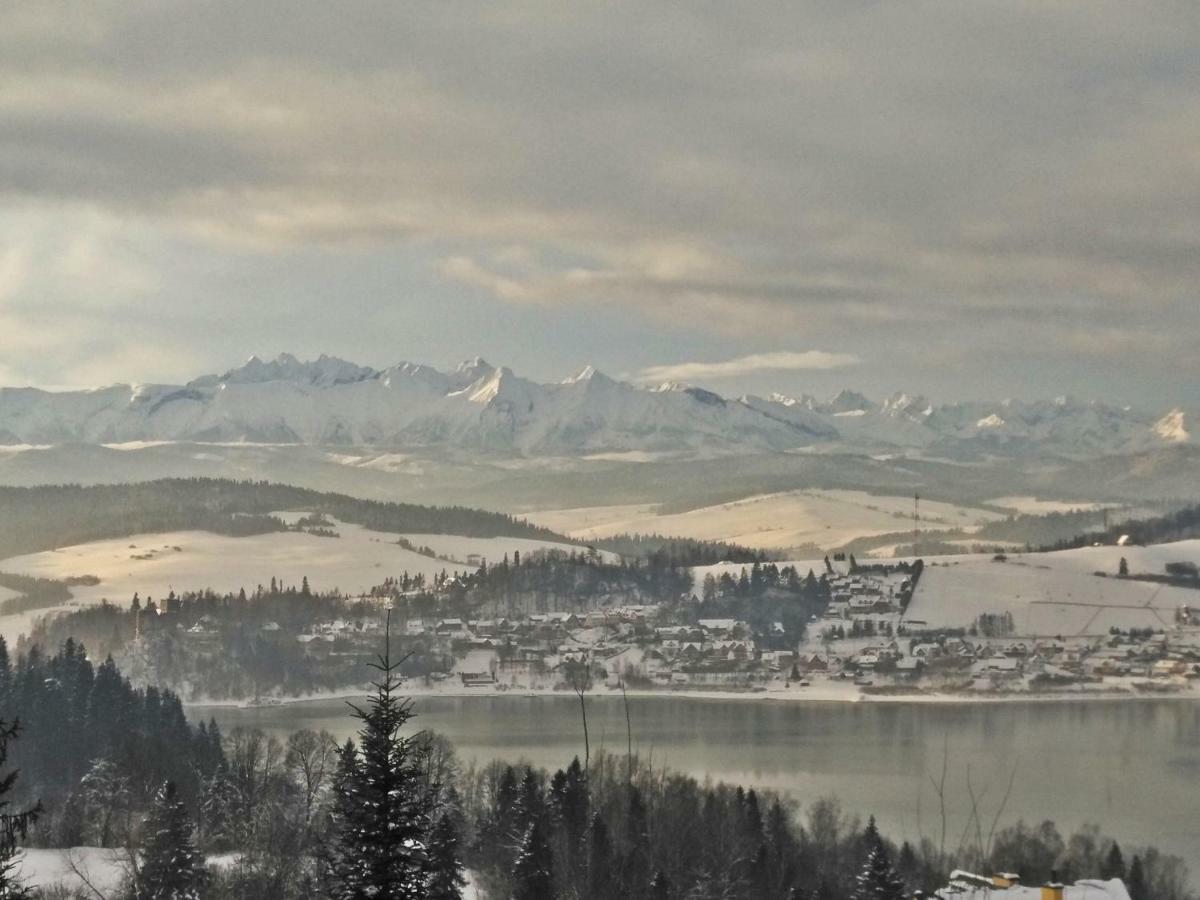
0, 638, 222, 834
0, 479, 569, 560
1048, 503, 1200, 551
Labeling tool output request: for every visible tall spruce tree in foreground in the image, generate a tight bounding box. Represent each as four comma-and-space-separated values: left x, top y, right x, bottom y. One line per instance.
512, 818, 555, 900
0, 720, 40, 900
134, 780, 203, 900
852, 818, 905, 900
326, 613, 437, 899
425, 799, 467, 900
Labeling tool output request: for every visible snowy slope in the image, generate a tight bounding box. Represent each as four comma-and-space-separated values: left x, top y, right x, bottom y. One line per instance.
0, 517, 592, 641
0, 353, 1187, 459
905, 540, 1200, 634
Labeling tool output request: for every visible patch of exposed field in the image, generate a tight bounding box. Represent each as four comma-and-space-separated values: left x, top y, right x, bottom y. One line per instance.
986, 496, 1109, 514
325, 451, 427, 475
527, 490, 1004, 554
520, 504, 660, 536
0, 584, 18, 603
905, 540, 1200, 635
0, 517, 586, 641
397, 533, 612, 565
580, 450, 675, 463
865, 538, 1025, 558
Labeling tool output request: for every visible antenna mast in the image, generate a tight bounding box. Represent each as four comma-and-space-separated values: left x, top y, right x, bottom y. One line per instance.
913, 492, 921, 558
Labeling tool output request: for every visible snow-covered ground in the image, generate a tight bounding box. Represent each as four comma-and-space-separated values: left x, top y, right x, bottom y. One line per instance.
16, 848, 129, 896
0, 517, 584, 641
986, 495, 1111, 515
15, 848, 484, 898
524, 489, 1004, 554
399, 533, 617, 564
518, 503, 660, 536
905, 540, 1200, 634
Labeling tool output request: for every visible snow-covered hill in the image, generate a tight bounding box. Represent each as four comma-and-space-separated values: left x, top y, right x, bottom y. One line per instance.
0, 353, 1188, 459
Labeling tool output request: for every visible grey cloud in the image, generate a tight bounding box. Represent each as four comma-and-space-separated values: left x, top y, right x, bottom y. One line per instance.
0, 1, 1198, 397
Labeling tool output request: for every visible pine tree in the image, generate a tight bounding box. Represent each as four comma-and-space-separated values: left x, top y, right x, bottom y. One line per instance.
512, 819, 555, 900
649, 870, 671, 900
1127, 856, 1148, 900
1102, 842, 1126, 880
896, 840, 919, 888
0, 720, 40, 899
425, 805, 466, 899
860, 815, 881, 854
326, 613, 436, 899
587, 811, 614, 900
550, 756, 588, 849
852, 831, 905, 900
134, 780, 203, 900
0, 639, 11, 697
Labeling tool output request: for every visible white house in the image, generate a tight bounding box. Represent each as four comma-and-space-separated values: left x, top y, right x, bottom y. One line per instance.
931, 871, 1130, 900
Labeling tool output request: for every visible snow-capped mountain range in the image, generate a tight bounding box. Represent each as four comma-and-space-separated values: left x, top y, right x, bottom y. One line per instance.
0, 354, 1193, 458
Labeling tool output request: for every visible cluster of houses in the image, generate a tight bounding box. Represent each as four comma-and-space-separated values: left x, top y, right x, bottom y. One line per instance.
816, 629, 1200, 693
805, 565, 1200, 693
265, 599, 1200, 694
824, 569, 913, 620
202, 558, 1200, 696
423, 610, 793, 688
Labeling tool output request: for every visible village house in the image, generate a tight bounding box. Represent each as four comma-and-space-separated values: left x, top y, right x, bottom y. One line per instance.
697, 618, 741, 637
929, 870, 1131, 900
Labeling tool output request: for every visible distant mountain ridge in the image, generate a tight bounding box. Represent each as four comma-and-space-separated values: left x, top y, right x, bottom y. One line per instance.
0, 353, 1194, 459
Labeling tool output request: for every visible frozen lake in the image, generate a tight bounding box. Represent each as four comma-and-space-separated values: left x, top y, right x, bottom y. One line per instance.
194, 695, 1200, 883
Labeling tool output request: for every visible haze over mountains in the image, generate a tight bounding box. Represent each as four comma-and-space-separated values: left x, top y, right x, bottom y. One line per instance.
0, 353, 1193, 460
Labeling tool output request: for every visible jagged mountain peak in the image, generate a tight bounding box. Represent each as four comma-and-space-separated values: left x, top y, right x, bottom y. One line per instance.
562, 365, 620, 391
463, 365, 533, 404
825, 389, 874, 414
881, 392, 932, 418
565, 364, 597, 383
0, 353, 1188, 458
455, 356, 494, 377
204, 352, 376, 388
765, 392, 820, 410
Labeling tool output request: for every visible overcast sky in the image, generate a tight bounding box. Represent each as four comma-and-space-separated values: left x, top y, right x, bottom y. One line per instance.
2, 2, 1197, 406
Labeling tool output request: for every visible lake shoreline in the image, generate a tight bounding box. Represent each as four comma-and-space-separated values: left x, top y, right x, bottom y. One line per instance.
184, 678, 1200, 711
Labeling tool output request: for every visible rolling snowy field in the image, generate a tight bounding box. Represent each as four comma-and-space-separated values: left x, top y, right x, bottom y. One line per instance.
692, 541, 1200, 639
985, 495, 1111, 515
905, 540, 1200, 635
524, 489, 1005, 553
0, 517, 587, 641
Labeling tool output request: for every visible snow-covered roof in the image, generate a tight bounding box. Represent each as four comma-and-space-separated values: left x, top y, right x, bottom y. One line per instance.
934, 874, 1130, 900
